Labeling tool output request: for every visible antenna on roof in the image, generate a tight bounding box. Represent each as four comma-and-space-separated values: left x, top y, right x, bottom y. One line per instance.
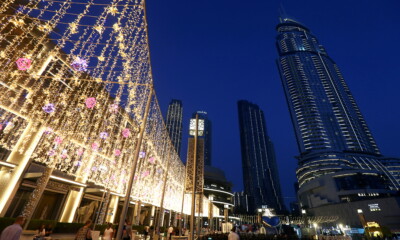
278, 2, 288, 23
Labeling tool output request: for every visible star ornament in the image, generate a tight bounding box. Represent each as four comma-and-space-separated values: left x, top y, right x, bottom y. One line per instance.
108, 5, 118, 16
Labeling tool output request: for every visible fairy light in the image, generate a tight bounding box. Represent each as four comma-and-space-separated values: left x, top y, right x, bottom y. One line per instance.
0, 0, 189, 215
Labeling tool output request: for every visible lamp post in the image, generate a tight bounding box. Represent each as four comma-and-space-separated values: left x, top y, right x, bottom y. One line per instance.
189, 114, 199, 240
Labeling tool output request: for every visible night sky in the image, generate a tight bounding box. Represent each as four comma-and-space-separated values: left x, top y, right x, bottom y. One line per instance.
145, 0, 400, 208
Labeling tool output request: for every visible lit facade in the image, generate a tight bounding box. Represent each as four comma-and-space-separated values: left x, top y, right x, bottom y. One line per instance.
165, 99, 183, 157
276, 18, 399, 209
237, 100, 285, 213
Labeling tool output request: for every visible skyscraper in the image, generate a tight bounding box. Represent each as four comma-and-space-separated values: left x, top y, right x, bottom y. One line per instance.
165, 99, 183, 156
237, 100, 285, 213
276, 18, 399, 209
190, 111, 212, 166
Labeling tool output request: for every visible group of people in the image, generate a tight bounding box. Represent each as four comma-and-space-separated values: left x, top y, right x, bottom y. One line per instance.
75, 220, 116, 240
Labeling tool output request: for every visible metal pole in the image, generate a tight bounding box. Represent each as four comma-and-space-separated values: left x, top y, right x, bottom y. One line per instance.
156, 145, 172, 239
179, 190, 185, 235
116, 87, 154, 240
190, 114, 199, 240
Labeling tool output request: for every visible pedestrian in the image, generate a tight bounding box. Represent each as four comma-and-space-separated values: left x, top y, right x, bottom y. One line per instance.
75, 220, 92, 240
45, 224, 53, 237
144, 226, 149, 240
122, 220, 132, 240
168, 225, 174, 240
228, 226, 240, 240
35, 224, 46, 240
0, 216, 25, 240
149, 226, 155, 240
103, 223, 114, 240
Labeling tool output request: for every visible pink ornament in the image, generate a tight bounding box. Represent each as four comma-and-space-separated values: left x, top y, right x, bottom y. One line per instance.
122, 128, 130, 138
148, 157, 155, 164
142, 170, 150, 177
16, 58, 32, 71
85, 97, 96, 109
99, 131, 108, 139
54, 136, 63, 145
76, 148, 84, 156
109, 103, 119, 113
61, 154, 68, 159
114, 149, 121, 156
91, 142, 99, 151
48, 149, 56, 156
0, 124, 2, 130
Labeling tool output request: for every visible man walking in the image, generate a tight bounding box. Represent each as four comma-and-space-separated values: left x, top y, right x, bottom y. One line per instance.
0, 216, 25, 240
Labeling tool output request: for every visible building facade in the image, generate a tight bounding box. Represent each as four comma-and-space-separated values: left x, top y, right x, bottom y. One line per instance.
165, 99, 183, 156
276, 18, 400, 210
237, 100, 285, 213
190, 111, 212, 166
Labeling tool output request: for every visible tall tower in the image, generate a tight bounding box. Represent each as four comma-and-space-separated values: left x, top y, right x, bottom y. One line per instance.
165, 99, 183, 156
191, 111, 212, 166
276, 18, 399, 209
237, 100, 285, 213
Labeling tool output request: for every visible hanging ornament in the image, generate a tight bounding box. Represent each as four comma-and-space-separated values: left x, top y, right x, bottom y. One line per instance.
85, 97, 96, 108
15, 57, 32, 71
74, 161, 82, 167
91, 142, 99, 151
42, 103, 55, 113
76, 148, 84, 156
44, 127, 53, 135
109, 103, 118, 113
99, 131, 108, 139
142, 170, 150, 178
54, 136, 63, 145
48, 149, 56, 156
0, 124, 3, 131
148, 157, 155, 164
71, 57, 88, 71
114, 149, 121, 156
139, 151, 146, 158
122, 128, 130, 138
108, 6, 118, 16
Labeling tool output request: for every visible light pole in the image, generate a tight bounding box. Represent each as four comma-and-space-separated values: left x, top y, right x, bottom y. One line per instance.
116, 87, 154, 240
189, 114, 199, 240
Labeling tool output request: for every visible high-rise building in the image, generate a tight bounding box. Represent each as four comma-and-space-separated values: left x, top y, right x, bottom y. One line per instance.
190, 111, 212, 166
276, 18, 399, 210
165, 99, 183, 156
237, 100, 285, 213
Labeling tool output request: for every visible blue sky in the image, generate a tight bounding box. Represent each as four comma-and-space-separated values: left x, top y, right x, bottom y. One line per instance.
145, 0, 400, 208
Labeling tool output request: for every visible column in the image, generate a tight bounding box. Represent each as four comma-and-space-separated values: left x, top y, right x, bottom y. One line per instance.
106, 195, 120, 223
0, 123, 44, 216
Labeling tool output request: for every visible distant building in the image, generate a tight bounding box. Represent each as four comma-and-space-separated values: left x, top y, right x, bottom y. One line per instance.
165, 99, 183, 156
190, 111, 212, 166
233, 191, 251, 214
275, 17, 399, 213
203, 165, 233, 216
237, 100, 286, 214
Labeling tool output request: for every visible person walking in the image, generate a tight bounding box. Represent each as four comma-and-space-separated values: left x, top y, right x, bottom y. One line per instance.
228, 226, 240, 240
103, 223, 114, 240
75, 220, 92, 240
0, 216, 25, 240
168, 226, 174, 240
122, 220, 132, 240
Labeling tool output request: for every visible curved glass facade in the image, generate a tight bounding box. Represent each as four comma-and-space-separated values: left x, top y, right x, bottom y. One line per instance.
276, 19, 399, 191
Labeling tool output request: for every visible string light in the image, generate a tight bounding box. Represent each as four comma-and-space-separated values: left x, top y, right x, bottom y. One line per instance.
0, 0, 187, 215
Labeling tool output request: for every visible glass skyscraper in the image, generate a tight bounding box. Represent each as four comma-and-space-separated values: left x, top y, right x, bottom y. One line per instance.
165, 99, 183, 156
237, 100, 285, 213
276, 18, 399, 208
